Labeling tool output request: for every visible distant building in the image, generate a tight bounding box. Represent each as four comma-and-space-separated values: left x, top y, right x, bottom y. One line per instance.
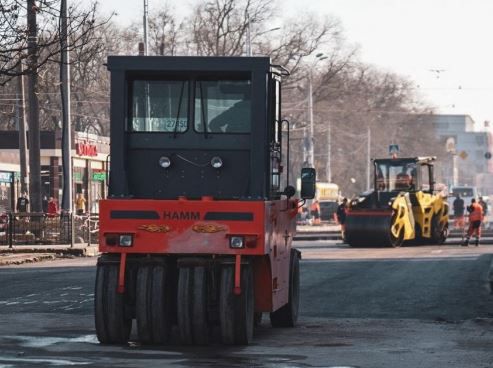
432, 114, 493, 194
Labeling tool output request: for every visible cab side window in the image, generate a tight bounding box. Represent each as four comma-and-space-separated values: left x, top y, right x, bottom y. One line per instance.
420, 164, 430, 191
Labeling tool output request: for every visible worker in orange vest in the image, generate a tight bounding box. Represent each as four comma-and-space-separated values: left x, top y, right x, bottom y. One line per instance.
310, 200, 321, 225
462, 198, 484, 246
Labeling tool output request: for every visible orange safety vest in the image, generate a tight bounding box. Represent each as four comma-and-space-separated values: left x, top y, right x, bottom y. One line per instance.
469, 203, 483, 222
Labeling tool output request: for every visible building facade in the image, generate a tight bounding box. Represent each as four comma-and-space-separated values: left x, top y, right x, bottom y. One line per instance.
433, 115, 493, 194
0, 130, 109, 213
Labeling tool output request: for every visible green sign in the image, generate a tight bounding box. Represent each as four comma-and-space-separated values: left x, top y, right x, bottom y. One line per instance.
73, 172, 82, 181
92, 172, 106, 181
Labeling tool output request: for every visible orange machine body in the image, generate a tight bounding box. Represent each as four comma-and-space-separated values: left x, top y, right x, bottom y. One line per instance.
99, 197, 298, 312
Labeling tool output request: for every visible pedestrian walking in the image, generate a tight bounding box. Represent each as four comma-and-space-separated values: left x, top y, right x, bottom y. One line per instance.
75, 193, 86, 215
16, 192, 29, 213
452, 194, 465, 230
336, 198, 348, 240
479, 196, 488, 216
42, 195, 49, 213
478, 196, 489, 230
462, 198, 483, 246
310, 200, 321, 225
47, 197, 59, 217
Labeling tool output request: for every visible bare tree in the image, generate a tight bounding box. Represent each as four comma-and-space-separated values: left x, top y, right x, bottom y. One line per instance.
313, 65, 441, 195
0, 0, 108, 85
267, 13, 348, 82
187, 0, 274, 56
148, 5, 180, 56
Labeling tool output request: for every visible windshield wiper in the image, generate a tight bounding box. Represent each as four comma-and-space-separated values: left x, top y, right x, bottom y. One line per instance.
173, 81, 186, 138
198, 81, 208, 139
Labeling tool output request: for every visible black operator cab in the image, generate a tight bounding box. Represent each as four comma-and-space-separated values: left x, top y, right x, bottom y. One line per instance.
107, 56, 299, 201
373, 157, 436, 207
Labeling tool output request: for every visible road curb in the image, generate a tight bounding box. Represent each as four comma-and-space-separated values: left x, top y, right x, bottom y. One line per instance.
0, 246, 99, 266
0, 253, 57, 266
294, 235, 341, 241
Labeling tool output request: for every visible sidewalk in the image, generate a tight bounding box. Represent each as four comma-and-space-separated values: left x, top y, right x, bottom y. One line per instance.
0, 243, 99, 266
297, 223, 341, 233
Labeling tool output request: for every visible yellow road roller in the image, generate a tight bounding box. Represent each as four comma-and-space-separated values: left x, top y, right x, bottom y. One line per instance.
345, 157, 449, 247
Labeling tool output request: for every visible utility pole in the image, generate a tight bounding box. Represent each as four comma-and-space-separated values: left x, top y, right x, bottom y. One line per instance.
16, 62, 29, 195
305, 54, 326, 170
60, 0, 72, 213
366, 126, 371, 191
326, 120, 331, 182
143, 0, 149, 55
307, 75, 314, 168
302, 126, 308, 166
246, 13, 252, 56
27, 0, 42, 212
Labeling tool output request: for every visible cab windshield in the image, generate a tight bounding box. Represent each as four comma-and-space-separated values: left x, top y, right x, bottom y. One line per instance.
131, 80, 188, 132
375, 161, 417, 192
194, 80, 251, 133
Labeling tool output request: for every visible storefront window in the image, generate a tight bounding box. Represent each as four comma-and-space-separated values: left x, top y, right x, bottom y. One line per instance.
0, 172, 14, 213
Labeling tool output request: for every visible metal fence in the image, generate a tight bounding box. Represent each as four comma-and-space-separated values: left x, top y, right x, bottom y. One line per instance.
0, 212, 99, 247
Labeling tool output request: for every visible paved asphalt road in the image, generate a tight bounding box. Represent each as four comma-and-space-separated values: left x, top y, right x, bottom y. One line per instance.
0, 242, 492, 367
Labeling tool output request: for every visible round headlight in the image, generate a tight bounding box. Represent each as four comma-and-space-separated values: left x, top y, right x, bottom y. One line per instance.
230, 236, 245, 249
210, 156, 223, 169
159, 156, 171, 169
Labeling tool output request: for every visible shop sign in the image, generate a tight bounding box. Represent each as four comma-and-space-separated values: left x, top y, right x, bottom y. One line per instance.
92, 171, 106, 181
73, 172, 82, 181
0, 172, 11, 183
76, 142, 98, 157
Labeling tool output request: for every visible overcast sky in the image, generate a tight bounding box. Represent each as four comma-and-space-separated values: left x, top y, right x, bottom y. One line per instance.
94, 0, 493, 130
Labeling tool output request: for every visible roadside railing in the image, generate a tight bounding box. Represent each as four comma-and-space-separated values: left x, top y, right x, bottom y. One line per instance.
73, 213, 99, 246
0, 212, 99, 248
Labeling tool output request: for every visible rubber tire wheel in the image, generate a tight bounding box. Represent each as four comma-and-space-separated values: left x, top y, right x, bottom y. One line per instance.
431, 215, 447, 245
270, 249, 300, 327
254, 312, 263, 327
136, 263, 172, 345
177, 267, 210, 345
389, 228, 404, 248
94, 262, 132, 344
388, 212, 404, 248
219, 265, 254, 345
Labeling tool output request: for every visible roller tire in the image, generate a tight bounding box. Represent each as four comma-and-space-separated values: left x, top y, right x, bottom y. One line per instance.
431, 215, 448, 245
388, 212, 404, 248
191, 267, 210, 345
136, 263, 172, 345
177, 267, 210, 345
94, 262, 132, 344
270, 249, 300, 327
389, 228, 404, 248
219, 265, 254, 345
254, 312, 263, 327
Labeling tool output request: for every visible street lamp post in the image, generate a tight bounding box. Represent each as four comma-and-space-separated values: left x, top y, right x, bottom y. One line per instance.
143, 0, 149, 55
306, 53, 328, 169
245, 18, 280, 56
246, 13, 251, 56
326, 120, 331, 182
307, 75, 314, 167
366, 126, 371, 191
